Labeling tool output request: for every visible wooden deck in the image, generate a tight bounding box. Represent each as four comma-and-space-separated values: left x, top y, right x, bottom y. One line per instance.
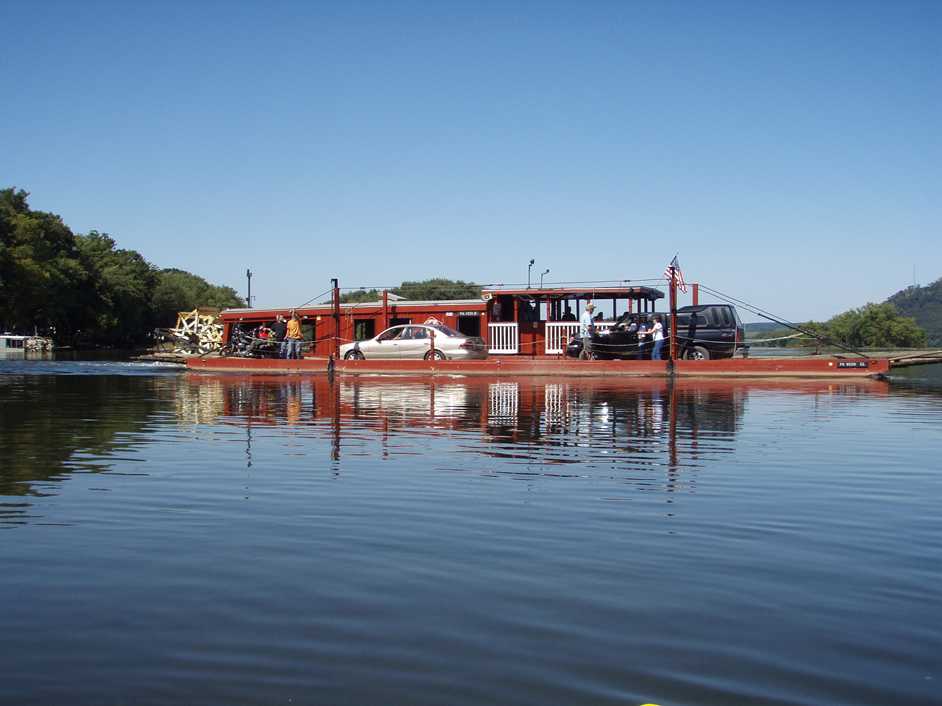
187, 354, 897, 379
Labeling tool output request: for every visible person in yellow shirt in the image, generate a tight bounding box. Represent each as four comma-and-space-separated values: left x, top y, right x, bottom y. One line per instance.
285, 311, 303, 359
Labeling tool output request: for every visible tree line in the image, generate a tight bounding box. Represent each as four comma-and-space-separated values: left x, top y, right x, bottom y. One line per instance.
340, 278, 482, 303
750, 302, 927, 349
0, 188, 243, 346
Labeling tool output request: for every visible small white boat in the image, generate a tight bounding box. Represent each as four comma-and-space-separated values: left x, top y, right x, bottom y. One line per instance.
0, 334, 53, 355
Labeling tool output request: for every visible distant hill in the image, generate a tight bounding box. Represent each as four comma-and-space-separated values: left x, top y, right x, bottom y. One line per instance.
886, 278, 942, 346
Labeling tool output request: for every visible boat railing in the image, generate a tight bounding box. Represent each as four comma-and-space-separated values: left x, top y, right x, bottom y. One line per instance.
544, 322, 613, 354
487, 322, 519, 354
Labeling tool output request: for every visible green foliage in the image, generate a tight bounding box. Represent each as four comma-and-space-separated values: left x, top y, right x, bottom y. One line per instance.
0, 188, 90, 337
0, 187, 243, 345
823, 303, 926, 348
75, 232, 160, 344
340, 288, 383, 303
340, 279, 482, 304
393, 278, 481, 300
886, 279, 942, 346
153, 269, 244, 325
748, 304, 927, 349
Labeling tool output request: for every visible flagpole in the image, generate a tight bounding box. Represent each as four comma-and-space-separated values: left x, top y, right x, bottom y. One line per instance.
669, 266, 678, 362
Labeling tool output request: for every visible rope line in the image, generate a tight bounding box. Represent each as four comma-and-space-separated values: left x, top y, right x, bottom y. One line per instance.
696, 284, 869, 358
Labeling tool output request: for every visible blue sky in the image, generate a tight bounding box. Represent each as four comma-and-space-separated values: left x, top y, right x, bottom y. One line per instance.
2, 0, 939, 320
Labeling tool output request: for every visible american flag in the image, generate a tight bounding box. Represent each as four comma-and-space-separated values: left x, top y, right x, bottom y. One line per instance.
664, 256, 688, 294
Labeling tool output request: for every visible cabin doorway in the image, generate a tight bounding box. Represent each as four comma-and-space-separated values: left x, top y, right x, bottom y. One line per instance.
354, 319, 375, 341
457, 315, 481, 338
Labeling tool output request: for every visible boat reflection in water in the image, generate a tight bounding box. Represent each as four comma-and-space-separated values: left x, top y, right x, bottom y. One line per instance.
177, 373, 891, 477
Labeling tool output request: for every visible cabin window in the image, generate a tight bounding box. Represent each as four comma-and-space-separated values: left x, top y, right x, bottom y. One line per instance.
354, 319, 375, 341
301, 321, 315, 342
7, 338, 24, 349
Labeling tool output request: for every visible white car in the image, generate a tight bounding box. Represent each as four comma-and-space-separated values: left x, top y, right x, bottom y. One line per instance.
340, 323, 487, 361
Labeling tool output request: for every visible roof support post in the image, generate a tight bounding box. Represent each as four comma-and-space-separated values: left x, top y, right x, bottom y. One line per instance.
382, 289, 389, 331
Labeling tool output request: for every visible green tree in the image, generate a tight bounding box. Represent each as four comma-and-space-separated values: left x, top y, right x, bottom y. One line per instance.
824, 303, 926, 348
340, 279, 482, 304
339, 288, 383, 303
393, 278, 481, 300
75, 232, 160, 344
0, 188, 89, 337
153, 268, 244, 325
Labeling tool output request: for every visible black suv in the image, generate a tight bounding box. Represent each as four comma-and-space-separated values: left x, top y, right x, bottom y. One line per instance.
565, 304, 747, 360
673, 304, 746, 360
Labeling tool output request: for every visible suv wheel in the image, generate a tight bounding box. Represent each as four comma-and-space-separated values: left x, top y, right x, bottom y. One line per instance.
684, 346, 710, 361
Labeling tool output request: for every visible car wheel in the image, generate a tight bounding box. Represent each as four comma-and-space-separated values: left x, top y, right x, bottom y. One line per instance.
684, 346, 710, 361
344, 350, 364, 360
424, 349, 446, 361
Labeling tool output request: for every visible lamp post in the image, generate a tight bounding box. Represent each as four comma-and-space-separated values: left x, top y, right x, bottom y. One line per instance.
527, 259, 535, 288
246, 268, 253, 308
540, 269, 550, 288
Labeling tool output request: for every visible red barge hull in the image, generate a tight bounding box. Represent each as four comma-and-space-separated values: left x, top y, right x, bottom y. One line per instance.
187, 355, 890, 379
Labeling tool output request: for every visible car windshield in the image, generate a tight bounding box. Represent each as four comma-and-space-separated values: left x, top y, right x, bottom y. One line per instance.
429, 324, 460, 337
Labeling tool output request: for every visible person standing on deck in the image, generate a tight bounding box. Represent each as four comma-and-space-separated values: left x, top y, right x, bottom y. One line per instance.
637, 315, 650, 359
285, 311, 303, 360
272, 315, 288, 358
578, 302, 598, 361
650, 315, 665, 360
579, 301, 596, 339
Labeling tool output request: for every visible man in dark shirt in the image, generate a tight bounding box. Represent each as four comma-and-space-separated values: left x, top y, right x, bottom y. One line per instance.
271, 315, 288, 358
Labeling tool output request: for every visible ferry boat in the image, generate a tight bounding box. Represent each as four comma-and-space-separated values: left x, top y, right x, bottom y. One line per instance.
186, 277, 942, 379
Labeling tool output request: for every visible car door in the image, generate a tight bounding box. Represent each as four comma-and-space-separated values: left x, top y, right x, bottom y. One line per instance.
368, 327, 404, 359
395, 326, 430, 359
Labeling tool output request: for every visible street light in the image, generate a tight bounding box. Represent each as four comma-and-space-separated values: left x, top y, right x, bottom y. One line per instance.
527, 259, 535, 288
246, 268, 253, 308
539, 268, 550, 288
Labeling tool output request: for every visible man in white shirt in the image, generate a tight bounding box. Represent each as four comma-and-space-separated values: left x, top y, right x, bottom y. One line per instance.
579, 301, 596, 340
650, 315, 665, 360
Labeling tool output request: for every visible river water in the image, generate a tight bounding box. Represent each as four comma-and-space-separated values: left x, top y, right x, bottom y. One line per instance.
1, 360, 940, 706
